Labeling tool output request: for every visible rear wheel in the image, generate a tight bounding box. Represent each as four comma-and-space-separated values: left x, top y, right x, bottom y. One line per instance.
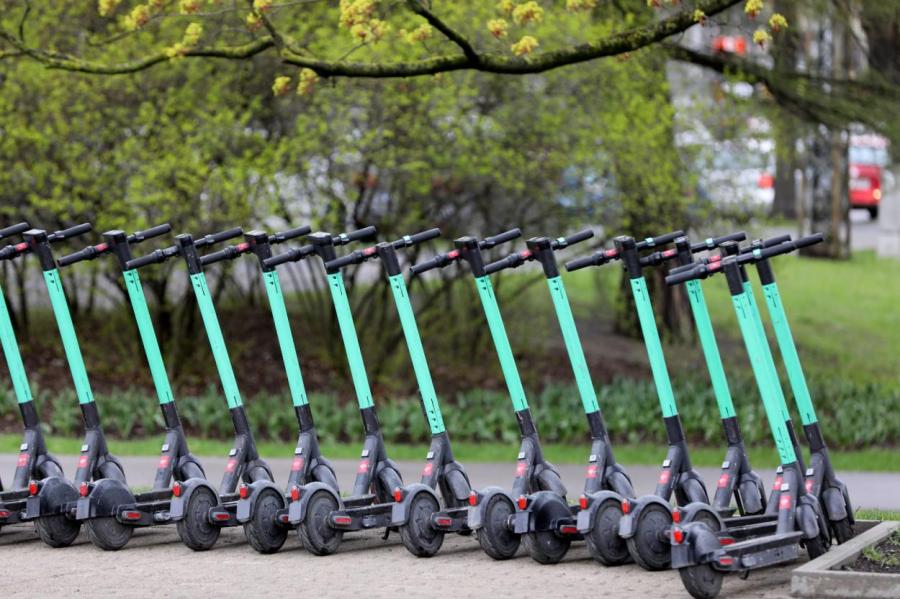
177, 486, 220, 551
399, 492, 444, 558
805, 534, 827, 560
87, 518, 133, 551
244, 488, 287, 554
298, 490, 342, 556
585, 499, 629, 566
524, 530, 571, 564
35, 515, 81, 548
680, 564, 724, 599
626, 503, 672, 571
477, 494, 519, 560
831, 517, 854, 544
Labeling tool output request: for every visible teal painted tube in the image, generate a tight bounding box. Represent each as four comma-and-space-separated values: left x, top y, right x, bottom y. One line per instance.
388, 274, 445, 434
123, 270, 174, 405
263, 270, 309, 408
0, 284, 32, 404
326, 272, 374, 410
731, 291, 797, 465
189, 272, 243, 410
684, 279, 735, 419
43, 269, 94, 405
546, 276, 600, 415
630, 276, 678, 418
743, 281, 791, 422
762, 282, 818, 425
474, 276, 529, 412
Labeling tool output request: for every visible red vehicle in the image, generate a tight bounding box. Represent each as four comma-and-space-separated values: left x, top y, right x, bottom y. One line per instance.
849, 135, 889, 219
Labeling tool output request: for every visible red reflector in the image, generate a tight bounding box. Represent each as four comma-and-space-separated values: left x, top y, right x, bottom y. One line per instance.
435, 516, 452, 527
447, 250, 460, 260
718, 473, 730, 489
805, 479, 814, 493
290, 486, 301, 502
772, 476, 783, 491
363, 246, 377, 256
672, 508, 681, 523
279, 514, 290, 523
720, 536, 735, 546
213, 512, 231, 521
122, 510, 142, 521
239, 484, 249, 500
579, 495, 588, 510
604, 249, 618, 258
172, 482, 183, 497
468, 492, 478, 506
560, 524, 578, 535
28, 480, 38, 496
517, 495, 528, 510
621, 499, 631, 514
94, 243, 109, 253
779, 493, 792, 510
672, 527, 684, 544
663, 249, 676, 258
14, 242, 28, 252
718, 556, 734, 566
393, 488, 403, 503
658, 470, 671, 485
80, 482, 90, 497
236, 242, 250, 252
0, 509, 11, 519
333, 515, 352, 526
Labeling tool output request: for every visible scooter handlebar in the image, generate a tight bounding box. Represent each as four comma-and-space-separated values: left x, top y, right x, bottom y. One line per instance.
689, 231, 747, 253
484, 251, 528, 275
194, 227, 243, 249
480, 228, 521, 249
200, 243, 250, 267
0, 222, 30, 240
554, 229, 594, 249
636, 230, 684, 250
270, 225, 312, 245
410, 251, 457, 276
47, 223, 92, 243
393, 227, 441, 249
128, 223, 172, 245
334, 226, 377, 246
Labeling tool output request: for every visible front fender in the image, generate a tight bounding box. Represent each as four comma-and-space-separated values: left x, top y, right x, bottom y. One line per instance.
796, 493, 822, 540
235, 480, 283, 523
576, 490, 625, 534
618, 495, 671, 539
390, 484, 440, 526
821, 486, 849, 522
466, 486, 509, 531
671, 521, 723, 569
168, 478, 216, 522
287, 482, 341, 526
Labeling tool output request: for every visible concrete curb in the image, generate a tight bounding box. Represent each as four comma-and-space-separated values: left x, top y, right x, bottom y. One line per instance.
791, 520, 900, 599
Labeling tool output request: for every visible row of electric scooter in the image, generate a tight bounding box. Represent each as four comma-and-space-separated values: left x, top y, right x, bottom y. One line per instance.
0, 221, 853, 598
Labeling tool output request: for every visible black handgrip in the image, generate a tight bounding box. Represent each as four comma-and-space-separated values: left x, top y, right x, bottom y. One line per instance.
0, 222, 30, 240
565, 254, 600, 272
743, 234, 791, 254
335, 226, 377, 246
636, 230, 684, 249
194, 227, 243, 249
481, 228, 521, 249
262, 245, 314, 269
200, 244, 249, 267
558, 229, 594, 248
484, 253, 525, 275
393, 228, 441, 248
270, 225, 312, 244
58, 246, 103, 268
794, 232, 824, 249
48, 223, 92, 242
410, 253, 454, 276
757, 234, 823, 261
125, 250, 166, 271
129, 223, 172, 244
690, 231, 747, 253
665, 262, 721, 286
323, 250, 368, 272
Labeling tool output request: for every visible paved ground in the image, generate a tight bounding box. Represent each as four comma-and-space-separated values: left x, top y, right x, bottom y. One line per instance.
2, 454, 895, 598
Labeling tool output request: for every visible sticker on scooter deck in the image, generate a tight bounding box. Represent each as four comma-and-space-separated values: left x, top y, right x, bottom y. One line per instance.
263, 270, 310, 408
326, 273, 374, 410
629, 276, 677, 418
0, 283, 33, 403
474, 276, 528, 412
124, 269, 174, 404
44, 269, 95, 405
190, 272, 243, 410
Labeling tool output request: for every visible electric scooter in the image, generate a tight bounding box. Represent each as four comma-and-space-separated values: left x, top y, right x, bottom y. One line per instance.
261, 227, 410, 556
0, 222, 65, 532
482, 229, 637, 566
564, 232, 719, 571
16, 224, 130, 548
51, 224, 206, 550
196, 225, 342, 554
665, 235, 829, 599
409, 229, 570, 561
125, 228, 281, 551
322, 228, 476, 556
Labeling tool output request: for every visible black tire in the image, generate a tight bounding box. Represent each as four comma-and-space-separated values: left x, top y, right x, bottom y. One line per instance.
298, 490, 343, 556
399, 492, 444, 558
625, 503, 672, 571
243, 488, 287, 554
523, 530, 571, 564
87, 517, 134, 551
804, 534, 827, 560
35, 514, 81, 548
585, 499, 629, 566
831, 517, 854, 544
177, 486, 220, 551
692, 508, 723, 533
679, 564, 724, 599
477, 494, 520, 560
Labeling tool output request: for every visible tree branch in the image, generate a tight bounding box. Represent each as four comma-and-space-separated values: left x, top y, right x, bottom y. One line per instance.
404, 0, 479, 62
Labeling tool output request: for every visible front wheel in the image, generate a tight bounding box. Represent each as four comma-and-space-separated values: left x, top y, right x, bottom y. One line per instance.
177, 486, 220, 551
831, 517, 854, 544
680, 564, 724, 599
244, 488, 287, 554
585, 499, 629, 566
399, 492, 444, 558
804, 534, 827, 560
477, 494, 520, 560
297, 490, 343, 556
87, 518, 134, 551
625, 503, 672, 571
35, 514, 81, 548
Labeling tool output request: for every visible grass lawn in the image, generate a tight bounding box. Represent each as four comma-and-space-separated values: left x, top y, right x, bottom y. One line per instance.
2, 434, 895, 472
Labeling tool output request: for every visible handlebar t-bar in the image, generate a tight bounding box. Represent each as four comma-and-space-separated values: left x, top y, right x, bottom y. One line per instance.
636, 230, 684, 250
0, 222, 31, 240
47, 223, 93, 243
480, 228, 522, 249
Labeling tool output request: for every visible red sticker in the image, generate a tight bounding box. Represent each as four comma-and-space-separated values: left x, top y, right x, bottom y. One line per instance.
225, 458, 237, 473
772, 476, 783, 491
717, 473, 730, 489
158, 455, 170, 469
805, 479, 813, 493
586, 465, 598, 479
292, 457, 305, 472
515, 462, 527, 477
658, 469, 671, 485
422, 462, 434, 477
78, 455, 89, 469
779, 493, 792, 510
17, 453, 29, 467
357, 460, 369, 474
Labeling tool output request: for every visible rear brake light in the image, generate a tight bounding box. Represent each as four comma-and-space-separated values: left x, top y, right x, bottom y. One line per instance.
393, 488, 403, 503
621, 499, 631, 514
122, 510, 142, 521
672, 526, 684, 544
290, 486, 300, 502
333, 515, 352, 526
434, 516, 452, 527
239, 484, 249, 500
579, 495, 588, 510
172, 482, 183, 497
28, 480, 38, 496
560, 524, 578, 535
468, 492, 478, 506
517, 495, 528, 510
672, 508, 681, 523
213, 512, 231, 521
718, 556, 735, 566
80, 482, 89, 497
720, 536, 735, 546
0, 509, 10, 519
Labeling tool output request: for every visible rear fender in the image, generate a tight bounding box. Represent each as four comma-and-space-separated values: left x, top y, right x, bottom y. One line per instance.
287, 481, 341, 525
821, 485, 849, 523
235, 480, 283, 523
76, 478, 134, 520
679, 501, 725, 531
576, 490, 624, 533
466, 486, 509, 531
671, 521, 722, 568
168, 478, 216, 522
618, 495, 670, 539
795, 494, 822, 541
25, 476, 78, 519
390, 483, 440, 526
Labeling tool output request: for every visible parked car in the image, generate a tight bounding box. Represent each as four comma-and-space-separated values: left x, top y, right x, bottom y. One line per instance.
849, 135, 890, 219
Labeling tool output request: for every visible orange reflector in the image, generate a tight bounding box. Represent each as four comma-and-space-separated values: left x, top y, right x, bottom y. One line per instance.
672, 526, 684, 544
213, 512, 230, 521
28, 480, 38, 496
579, 495, 588, 510
434, 516, 453, 527
333, 515, 352, 526
0, 509, 11, 519
621, 499, 631, 514
238, 484, 249, 500
560, 525, 578, 535
172, 482, 183, 498
122, 510, 142, 521
79, 482, 89, 498
393, 487, 403, 503
672, 508, 681, 523
517, 495, 527, 510
290, 486, 301, 502
718, 556, 734, 566
468, 492, 478, 506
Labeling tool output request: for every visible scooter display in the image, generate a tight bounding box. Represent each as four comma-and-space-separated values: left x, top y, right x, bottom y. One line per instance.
0, 222, 65, 531
52, 224, 206, 550
482, 230, 637, 566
